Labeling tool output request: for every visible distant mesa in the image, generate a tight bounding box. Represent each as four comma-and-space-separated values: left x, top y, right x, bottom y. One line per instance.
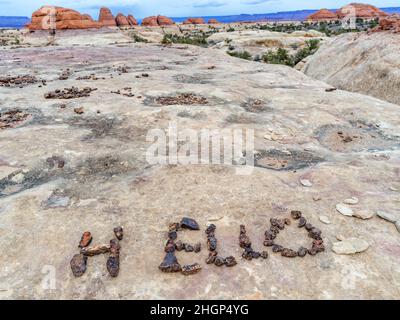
141, 15, 175, 26
336, 3, 389, 19
208, 19, 220, 24
98, 7, 116, 27
306, 9, 338, 22
183, 18, 206, 25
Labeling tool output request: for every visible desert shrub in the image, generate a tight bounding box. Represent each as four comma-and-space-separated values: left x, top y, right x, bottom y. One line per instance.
162, 34, 208, 47
263, 48, 293, 66
132, 34, 148, 43
227, 50, 252, 60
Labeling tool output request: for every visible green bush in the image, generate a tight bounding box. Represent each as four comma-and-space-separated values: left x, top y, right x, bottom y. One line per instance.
263, 48, 294, 66
162, 34, 208, 47
227, 51, 252, 60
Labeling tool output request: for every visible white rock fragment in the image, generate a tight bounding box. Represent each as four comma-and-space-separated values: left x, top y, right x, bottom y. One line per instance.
343, 197, 359, 205
353, 210, 374, 220
332, 238, 369, 255
300, 179, 313, 187
11, 172, 25, 184
319, 215, 331, 224
336, 203, 354, 217
377, 211, 398, 223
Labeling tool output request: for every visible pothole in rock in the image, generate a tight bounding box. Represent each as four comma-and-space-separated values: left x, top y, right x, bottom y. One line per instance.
44, 87, 97, 99
0, 75, 38, 87
241, 99, 272, 113
0, 109, 31, 130
145, 93, 209, 106
67, 115, 122, 140
173, 74, 213, 84
254, 149, 324, 171
315, 124, 398, 153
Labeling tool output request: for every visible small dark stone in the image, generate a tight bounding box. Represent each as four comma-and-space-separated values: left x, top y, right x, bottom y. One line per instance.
305, 223, 313, 231
180, 217, 200, 230
309, 228, 322, 240
207, 237, 217, 251
78, 231, 92, 248
184, 244, 194, 252
168, 231, 178, 241
298, 217, 307, 228
261, 251, 269, 259
281, 248, 298, 258
263, 239, 274, 247
264, 231, 276, 240
272, 245, 284, 253
283, 218, 291, 225
159, 252, 182, 273
206, 224, 216, 235
298, 247, 308, 257
251, 251, 261, 259
242, 247, 254, 260
270, 226, 280, 235
239, 234, 251, 248
291, 210, 302, 220
214, 256, 225, 266
308, 248, 318, 256
270, 218, 279, 227
194, 243, 201, 253
113, 226, 124, 240
106, 255, 120, 277
169, 222, 180, 232
165, 239, 176, 253
175, 240, 184, 251
70, 254, 87, 277
224, 256, 237, 267
181, 263, 201, 275
206, 251, 218, 264
239, 225, 246, 235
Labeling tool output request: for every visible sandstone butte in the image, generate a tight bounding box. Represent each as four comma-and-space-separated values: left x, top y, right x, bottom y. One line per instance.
26, 6, 102, 30
98, 7, 117, 27
208, 19, 220, 24
141, 15, 175, 26
127, 15, 138, 26
306, 9, 339, 21
336, 2, 389, 19
183, 17, 206, 25
115, 13, 130, 27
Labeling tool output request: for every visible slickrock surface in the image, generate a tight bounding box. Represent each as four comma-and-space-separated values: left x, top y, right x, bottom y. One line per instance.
0, 30, 399, 299
301, 32, 400, 105
208, 30, 326, 57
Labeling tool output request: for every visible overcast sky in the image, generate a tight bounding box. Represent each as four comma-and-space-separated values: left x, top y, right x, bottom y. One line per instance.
1, 0, 399, 18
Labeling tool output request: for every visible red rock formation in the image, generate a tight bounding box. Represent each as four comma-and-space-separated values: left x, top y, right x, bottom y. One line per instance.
372, 14, 400, 33
115, 13, 130, 27
26, 6, 101, 30
208, 19, 220, 24
127, 15, 138, 26
142, 16, 159, 26
306, 9, 338, 21
142, 15, 174, 26
183, 17, 206, 25
336, 3, 388, 19
98, 7, 116, 27
157, 15, 174, 26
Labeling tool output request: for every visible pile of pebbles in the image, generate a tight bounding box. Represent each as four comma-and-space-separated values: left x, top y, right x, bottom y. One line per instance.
0, 75, 38, 87
159, 217, 203, 276
0, 109, 30, 130
70, 226, 123, 278
264, 210, 325, 258
44, 87, 97, 99
155, 93, 208, 106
